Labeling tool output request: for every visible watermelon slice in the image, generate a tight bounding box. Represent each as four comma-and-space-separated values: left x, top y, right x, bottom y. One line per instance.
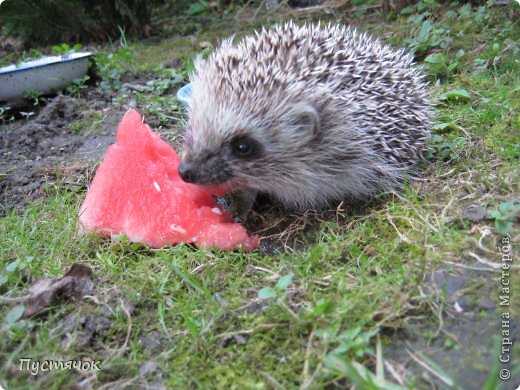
78, 109, 259, 251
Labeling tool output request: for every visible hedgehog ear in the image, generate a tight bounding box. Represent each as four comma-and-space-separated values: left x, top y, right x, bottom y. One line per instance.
284, 102, 319, 142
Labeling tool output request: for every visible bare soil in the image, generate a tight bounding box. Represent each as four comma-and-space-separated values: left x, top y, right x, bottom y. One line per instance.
0, 93, 124, 212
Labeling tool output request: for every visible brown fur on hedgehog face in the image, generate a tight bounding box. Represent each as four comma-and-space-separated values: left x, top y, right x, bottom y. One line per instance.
179, 98, 321, 192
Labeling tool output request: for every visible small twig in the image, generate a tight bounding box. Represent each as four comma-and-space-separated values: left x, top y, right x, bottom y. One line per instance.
302, 328, 315, 381
252, 0, 267, 19
442, 260, 497, 272
234, 0, 256, 20
468, 251, 519, 270
0, 294, 31, 304
215, 323, 277, 338
433, 303, 444, 339
387, 214, 411, 243
190, 263, 205, 274
440, 194, 457, 222
407, 351, 453, 387
301, 363, 323, 390
313, 279, 331, 287
119, 298, 133, 354
384, 360, 407, 386
259, 371, 285, 390
477, 227, 496, 254
249, 265, 278, 276
97, 376, 139, 390
436, 168, 456, 179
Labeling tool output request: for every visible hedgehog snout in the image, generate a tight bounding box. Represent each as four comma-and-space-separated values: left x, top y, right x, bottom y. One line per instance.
178, 160, 195, 183
178, 152, 233, 186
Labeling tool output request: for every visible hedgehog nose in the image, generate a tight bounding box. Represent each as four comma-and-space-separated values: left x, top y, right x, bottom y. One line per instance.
178, 161, 195, 183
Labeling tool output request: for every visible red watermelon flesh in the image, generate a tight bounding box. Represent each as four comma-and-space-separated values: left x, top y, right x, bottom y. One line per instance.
78, 109, 259, 251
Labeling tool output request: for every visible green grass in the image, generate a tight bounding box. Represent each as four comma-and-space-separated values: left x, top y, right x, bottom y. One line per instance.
1, 1, 519, 388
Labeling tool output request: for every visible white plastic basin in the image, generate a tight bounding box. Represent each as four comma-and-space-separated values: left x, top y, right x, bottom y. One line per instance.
0, 52, 93, 101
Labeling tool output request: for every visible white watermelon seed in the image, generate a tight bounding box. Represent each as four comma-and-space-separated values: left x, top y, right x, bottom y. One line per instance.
169, 224, 186, 234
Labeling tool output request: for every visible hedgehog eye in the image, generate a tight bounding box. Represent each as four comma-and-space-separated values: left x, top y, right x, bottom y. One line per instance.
237, 142, 251, 155
230, 136, 261, 159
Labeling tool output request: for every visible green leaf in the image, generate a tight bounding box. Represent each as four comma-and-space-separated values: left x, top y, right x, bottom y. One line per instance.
258, 287, 277, 299
187, 1, 209, 16
432, 122, 453, 130
447, 61, 459, 72
5, 304, 25, 325
498, 200, 512, 213
338, 327, 362, 342
324, 354, 369, 386
488, 210, 502, 219
456, 49, 465, 58
439, 88, 471, 101
182, 310, 200, 336
498, 200, 517, 214
130, 242, 145, 251
325, 354, 405, 390
276, 274, 293, 290
170, 265, 210, 297
313, 298, 333, 315
418, 20, 433, 42
495, 219, 512, 235
432, 134, 444, 142
5, 260, 19, 273
400, 6, 413, 15
424, 53, 446, 64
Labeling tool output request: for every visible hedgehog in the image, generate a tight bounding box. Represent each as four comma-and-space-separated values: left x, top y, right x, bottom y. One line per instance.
178, 22, 432, 211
